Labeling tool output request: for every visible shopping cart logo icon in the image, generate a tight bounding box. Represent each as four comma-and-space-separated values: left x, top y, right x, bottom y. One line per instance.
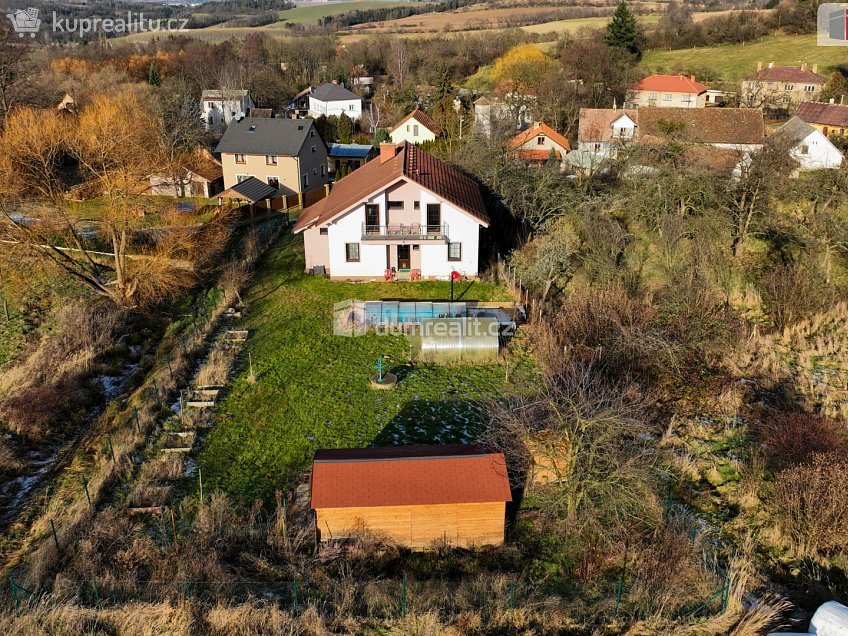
6, 7, 41, 37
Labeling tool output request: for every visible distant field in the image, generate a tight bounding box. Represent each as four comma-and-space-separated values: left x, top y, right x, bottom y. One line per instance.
642, 33, 848, 80
270, 0, 416, 26
345, 7, 730, 35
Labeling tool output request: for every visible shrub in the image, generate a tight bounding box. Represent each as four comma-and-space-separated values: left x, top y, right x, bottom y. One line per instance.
755, 412, 846, 469
769, 453, 848, 557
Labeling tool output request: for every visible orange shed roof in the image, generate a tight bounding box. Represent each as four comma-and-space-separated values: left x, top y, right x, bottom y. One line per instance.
310, 444, 512, 509
507, 122, 571, 151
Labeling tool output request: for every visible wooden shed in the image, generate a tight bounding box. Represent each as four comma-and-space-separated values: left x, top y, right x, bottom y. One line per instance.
310, 444, 512, 550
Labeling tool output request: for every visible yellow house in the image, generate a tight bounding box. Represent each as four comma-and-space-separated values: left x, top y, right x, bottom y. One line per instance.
389, 109, 443, 145
795, 101, 848, 138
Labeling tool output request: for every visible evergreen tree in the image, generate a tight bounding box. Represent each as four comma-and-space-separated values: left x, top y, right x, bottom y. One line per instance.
337, 112, 354, 144
148, 63, 161, 87
604, 0, 639, 55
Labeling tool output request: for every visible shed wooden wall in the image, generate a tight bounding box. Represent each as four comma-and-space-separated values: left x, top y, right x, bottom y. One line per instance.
315, 502, 506, 549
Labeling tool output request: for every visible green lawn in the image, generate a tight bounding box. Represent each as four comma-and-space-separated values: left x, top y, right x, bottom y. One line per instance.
642, 33, 848, 81
198, 232, 536, 501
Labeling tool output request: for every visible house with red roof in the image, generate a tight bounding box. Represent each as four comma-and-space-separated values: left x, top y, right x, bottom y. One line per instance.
389, 108, 443, 145
626, 74, 710, 109
795, 101, 848, 138
506, 122, 571, 165
310, 444, 512, 549
741, 62, 825, 111
293, 142, 489, 280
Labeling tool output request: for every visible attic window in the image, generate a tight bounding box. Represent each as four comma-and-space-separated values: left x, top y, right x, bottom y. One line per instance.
537, 136, 545, 145
298, 125, 304, 130
248, 125, 257, 132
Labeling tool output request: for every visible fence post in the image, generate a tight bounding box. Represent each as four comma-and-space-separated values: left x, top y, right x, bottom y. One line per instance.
9, 577, 18, 609
92, 578, 100, 607
50, 519, 59, 552
401, 576, 406, 618
509, 581, 515, 609
721, 576, 731, 612
292, 579, 298, 611
133, 406, 141, 434
107, 436, 115, 462
198, 468, 203, 504
82, 476, 92, 508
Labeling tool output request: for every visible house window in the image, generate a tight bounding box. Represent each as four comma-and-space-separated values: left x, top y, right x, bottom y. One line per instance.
593, 143, 602, 152
320, 165, 325, 176
236, 174, 250, 182
310, 130, 316, 137
426, 203, 441, 234
267, 177, 280, 188
537, 136, 545, 145
302, 174, 309, 188
663, 93, 673, 101
784, 84, 794, 91
320, 228, 328, 235
413, 124, 419, 136
365, 204, 380, 232
387, 201, 404, 209
448, 242, 462, 261
414, 201, 420, 210
648, 92, 657, 100
800, 144, 809, 155
235, 154, 246, 164
406, 125, 411, 132
265, 155, 277, 165
312, 145, 317, 152
804, 85, 816, 92
345, 243, 360, 262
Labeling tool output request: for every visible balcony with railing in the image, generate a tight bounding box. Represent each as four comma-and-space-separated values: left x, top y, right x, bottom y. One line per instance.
361, 223, 449, 241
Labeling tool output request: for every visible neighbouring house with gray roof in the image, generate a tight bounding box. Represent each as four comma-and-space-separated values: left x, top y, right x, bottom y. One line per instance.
215, 118, 330, 199
308, 82, 362, 121
769, 116, 843, 173
201, 89, 255, 134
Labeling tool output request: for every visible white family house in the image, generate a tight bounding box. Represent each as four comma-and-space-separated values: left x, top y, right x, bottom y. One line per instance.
201, 89, 255, 134
769, 117, 843, 173
293, 142, 489, 280
307, 82, 363, 121
389, 109, 443, 145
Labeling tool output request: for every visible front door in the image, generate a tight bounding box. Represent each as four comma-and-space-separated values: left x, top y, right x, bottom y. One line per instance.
397, 245, 411, 270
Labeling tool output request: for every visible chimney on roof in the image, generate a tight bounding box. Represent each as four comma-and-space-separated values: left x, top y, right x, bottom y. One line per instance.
331, 79, 338, 84
831, 98, 836, 104
768, 62, 774, 68
757, 61, 762, 71
689, 75, 696, 82
380, 143, 399, 164
801, 63, 807, 72
812, 64, 818, 74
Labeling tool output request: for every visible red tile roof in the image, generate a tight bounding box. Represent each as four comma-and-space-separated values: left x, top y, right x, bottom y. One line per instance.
507, 122, 571, 152
746, 65, 825, 84
293, 142, 488, 233
310, 444, 512, 509
630, 74, 709, 94
795, 101, 848, 128
637, 107, 765, 145
391, 108, 443, 136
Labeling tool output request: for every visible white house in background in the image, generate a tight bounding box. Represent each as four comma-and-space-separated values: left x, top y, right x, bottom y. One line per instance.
201, 89, 254, 134
307, 82, 363, 121
293, 142, 489, 280
473, 95, 534, 139
626, 74, 710, 109
389, 108, 443, 144
769, 116, 844, 173
577, 109, 637, 157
